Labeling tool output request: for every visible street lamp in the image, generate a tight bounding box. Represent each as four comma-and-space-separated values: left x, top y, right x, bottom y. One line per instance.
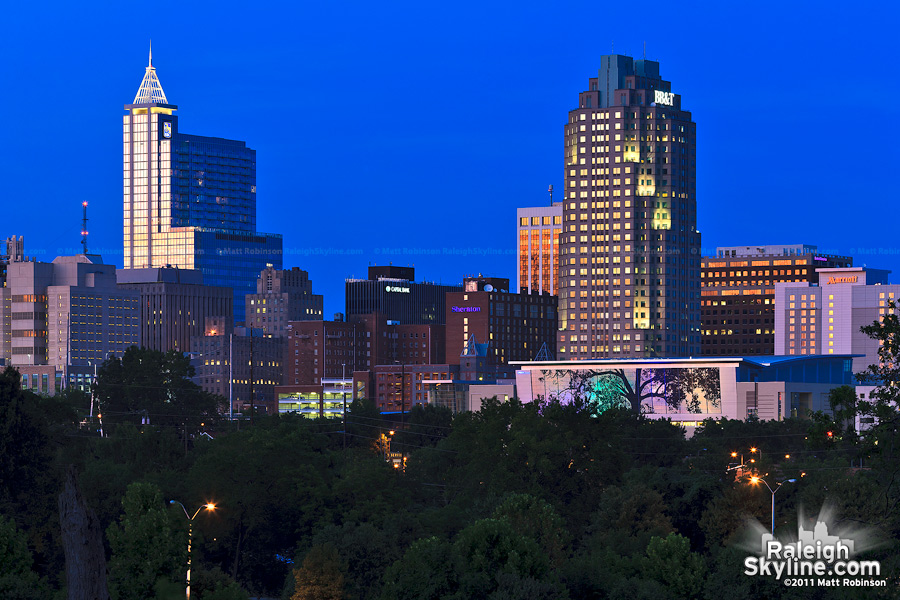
169, 500, 216, 600
749, 477, 796, 535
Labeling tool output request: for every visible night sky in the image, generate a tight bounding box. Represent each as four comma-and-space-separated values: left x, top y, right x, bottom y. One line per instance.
2, 0, 896, 317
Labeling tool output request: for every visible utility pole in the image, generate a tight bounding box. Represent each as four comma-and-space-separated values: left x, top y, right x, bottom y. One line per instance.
248, 328, 254, 425
342, 362, 347, 450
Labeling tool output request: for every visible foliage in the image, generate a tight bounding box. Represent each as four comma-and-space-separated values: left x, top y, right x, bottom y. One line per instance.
641, 533, 706, 600
186, 415, 337, 595
95, 346, 222, 427
13, 349, 900, 599
191, 567, 249, 600
828, 385, 859, 434
291, 543, 345, 600
491, 493, 570, 568
393, 403, 452, 449
0, 515, 51, 599
0, 367, 51, 509
106, 482, 184, 600
380, 537, 458, 600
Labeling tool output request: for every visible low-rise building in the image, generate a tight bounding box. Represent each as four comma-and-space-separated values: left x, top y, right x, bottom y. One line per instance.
514, 355, 857, 433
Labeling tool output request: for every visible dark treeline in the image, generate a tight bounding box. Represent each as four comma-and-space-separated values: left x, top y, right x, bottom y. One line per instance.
1, 347, 900, 599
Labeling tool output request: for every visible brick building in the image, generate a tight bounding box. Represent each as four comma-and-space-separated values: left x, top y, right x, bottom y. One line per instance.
445, 276, 557, 378
701, 245, 852, 356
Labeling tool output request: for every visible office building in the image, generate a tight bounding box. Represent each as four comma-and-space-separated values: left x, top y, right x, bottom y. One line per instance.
123, 49, 282, 322
245, 266, 323, 337
0, 252, 139, 392
360, 363, 457, 413
558, 55, 700, 360
445, 276, 557, 378
191, 318, 283, 416
701, 245, 852, 356
118, 267, 233, 352
774, 266, 894, 374
282, 316, 445, 386
346, 265, 461, 325
517, 203, 563, 295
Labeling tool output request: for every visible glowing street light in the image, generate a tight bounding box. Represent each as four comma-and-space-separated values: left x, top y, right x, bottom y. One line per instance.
749, 477, 796, 535
169, 500, 216, 600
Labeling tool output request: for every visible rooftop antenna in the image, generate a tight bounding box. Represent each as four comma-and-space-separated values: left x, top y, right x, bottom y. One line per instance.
643, 41, 646, 60
80, 201, 89, 254
548, 184, 553, 206
611, 40, 614, 54
149, 39, 153, 66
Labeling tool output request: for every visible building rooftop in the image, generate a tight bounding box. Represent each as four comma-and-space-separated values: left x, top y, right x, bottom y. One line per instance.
133, 44, 168, 105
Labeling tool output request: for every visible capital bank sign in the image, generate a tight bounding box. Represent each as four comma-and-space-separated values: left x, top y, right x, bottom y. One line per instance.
385, 285, 410, 293
827, 276, 858, 284
654, 90, 675, 106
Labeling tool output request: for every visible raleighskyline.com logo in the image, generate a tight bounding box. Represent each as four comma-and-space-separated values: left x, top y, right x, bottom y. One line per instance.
742, 506, 885, 589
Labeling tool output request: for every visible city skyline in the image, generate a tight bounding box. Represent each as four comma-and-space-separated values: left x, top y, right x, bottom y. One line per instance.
3, 1, 898, 317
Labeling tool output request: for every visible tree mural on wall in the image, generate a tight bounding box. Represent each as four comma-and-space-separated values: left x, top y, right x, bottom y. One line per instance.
538, 367, 721, 415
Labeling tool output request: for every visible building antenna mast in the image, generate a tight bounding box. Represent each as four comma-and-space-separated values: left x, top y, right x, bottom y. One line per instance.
81, 201, 89, 254
643, 41, 646, 60
548, 184, 553, 206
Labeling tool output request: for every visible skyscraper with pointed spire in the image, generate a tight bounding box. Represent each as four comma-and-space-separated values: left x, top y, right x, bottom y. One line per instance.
123, 47, 282, 322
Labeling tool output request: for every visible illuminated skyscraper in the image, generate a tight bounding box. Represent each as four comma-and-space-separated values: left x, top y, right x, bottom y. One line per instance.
558, 55, 700, 359
123, 48, 281, 321
516, 203, 562, 295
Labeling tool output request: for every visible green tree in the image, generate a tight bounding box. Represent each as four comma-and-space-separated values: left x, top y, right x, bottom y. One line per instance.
95, 346, 221, 427
453, 518, 563, 599
641, 533, 706, 600
0, 515, 50, 600
858, 301, 900, 440
393, 403, 452, 449
107, 482, 184, 600
187, 415, 336, 595
291, 543, 345, 600
190, 567, 248, 600
491, 493, 570, 568
828, 385, 859, 433
0, 367, 50, 509
380, 537, 459, 600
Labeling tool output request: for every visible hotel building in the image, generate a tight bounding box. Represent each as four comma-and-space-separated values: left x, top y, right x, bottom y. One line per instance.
445, 276, 557, 378
774, 266, 894, 374
701, 245, 852, 356
122, 48, 282, 322
558, 55, 700, 360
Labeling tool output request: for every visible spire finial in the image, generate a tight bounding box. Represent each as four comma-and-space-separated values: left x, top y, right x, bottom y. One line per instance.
149, 40, 153, 67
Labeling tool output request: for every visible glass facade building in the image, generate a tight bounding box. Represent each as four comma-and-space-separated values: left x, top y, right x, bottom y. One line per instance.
123, 50, 281, 322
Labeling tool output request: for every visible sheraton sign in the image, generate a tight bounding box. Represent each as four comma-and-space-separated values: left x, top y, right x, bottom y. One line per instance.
827, 276, 858, 284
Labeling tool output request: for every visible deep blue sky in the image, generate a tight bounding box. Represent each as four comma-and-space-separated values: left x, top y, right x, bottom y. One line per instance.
2, 1, 896, 317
